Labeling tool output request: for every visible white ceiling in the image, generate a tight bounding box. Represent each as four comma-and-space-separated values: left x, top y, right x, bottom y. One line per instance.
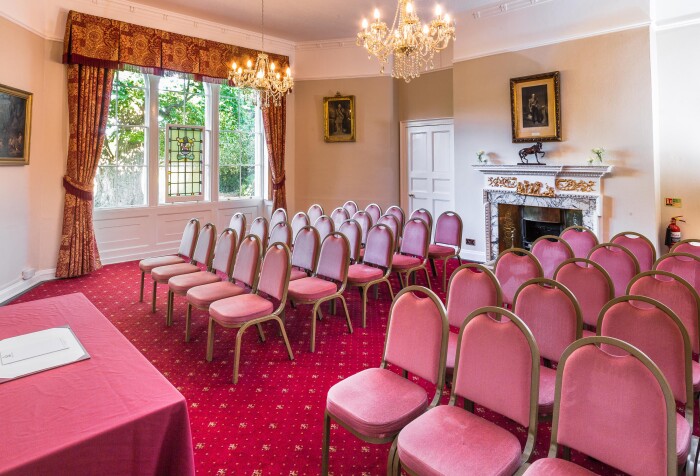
127, 0, 491, 42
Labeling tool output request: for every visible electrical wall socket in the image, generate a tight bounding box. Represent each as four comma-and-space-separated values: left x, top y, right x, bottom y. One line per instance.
465, 238, 476, 246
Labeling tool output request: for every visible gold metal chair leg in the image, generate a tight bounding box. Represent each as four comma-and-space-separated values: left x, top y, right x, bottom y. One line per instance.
423, 267, 432, 290
330, 299, 336, 315
321, 411, 331, 476
275, 316, 294, 361
152, 281, 157, 313
311, 302, 319, 352
233, 324, 246, 384
256, 323, 266, 342
166, 291, 173, 326
361, 285, 368, 328
340, 295, 353, 334
206, 318, 215, 361
429, 257, 437, 277
385, 278, 395, 300
185, 304, 192, 342
387, 438, 400, 476
442, 259, 448, 292
139, 271, 145, 302
373, 284, 379, 300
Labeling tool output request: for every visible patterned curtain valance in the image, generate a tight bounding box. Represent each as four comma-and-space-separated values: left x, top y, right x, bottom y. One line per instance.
62, 10, 290, 83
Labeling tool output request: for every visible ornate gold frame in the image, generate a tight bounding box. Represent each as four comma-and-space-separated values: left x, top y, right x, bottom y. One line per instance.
0, 83, 32, 165
323, 94, 356, 142
510, 71, 561, 143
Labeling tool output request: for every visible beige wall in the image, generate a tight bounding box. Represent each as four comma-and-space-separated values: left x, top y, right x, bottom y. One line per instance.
453, 27, 658, 258
397, 68, 453, 122
294, 76, 400, 214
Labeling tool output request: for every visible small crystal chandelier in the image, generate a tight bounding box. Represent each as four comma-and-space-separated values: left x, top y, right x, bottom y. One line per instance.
229, 0, 293, 107
357, 0, 455, 82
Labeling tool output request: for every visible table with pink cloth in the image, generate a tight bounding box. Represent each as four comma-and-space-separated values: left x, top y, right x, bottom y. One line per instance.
0, 293, 195, 475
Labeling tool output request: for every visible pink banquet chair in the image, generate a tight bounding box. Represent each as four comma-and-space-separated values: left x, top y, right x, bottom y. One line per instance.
330, 207, 350, 230
554, 258, 614, 336
560, 225, 599, 259
249, 216, 269, 251
290, 212, 309, 245
352, 210, 373, 249
150, 223, 216, 316
428, 211, 463, 291
342, 200, 358, 217
409, 208, 433, 236
269, 207, 287, 231
314, 214, 335, 243
391, 218, 432, 290
444, 263, 502, 374
138, 217, 199, 302
522, 336, 679, 476
611, 231, 657, 272
672, 239, 700, 258
654, 252, 700, 297
322, 286, 449, 476
228, 212, 246, 247
288, 232, 352, 352
378, 214, 401, 252
513, 278, 582, 418
184, 234, 262, 342
597, 296, 693, 471
269, 221, 292, 248
385, 205, 405, 238
531, 235, 574, 280
207, 243, 294, 384
494, 248, 543, 308
392, 306, 539, 476
289, 226, 319, 282
588, 242, 640, 298
166, 228, 237, 326
365, 203, 382, 225
339, 219, 362, 264
347, 224, 395, 327
307, 204, 324, 225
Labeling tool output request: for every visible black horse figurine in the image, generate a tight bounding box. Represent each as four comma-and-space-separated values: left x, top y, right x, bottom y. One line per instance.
518, 142, 545, 165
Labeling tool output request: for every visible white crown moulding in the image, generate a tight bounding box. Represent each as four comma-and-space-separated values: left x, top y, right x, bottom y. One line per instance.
471, 0, 555, 20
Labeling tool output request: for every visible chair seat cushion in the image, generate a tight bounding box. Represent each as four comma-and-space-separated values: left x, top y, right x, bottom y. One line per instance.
523, 458, 598, 475
428, 244, 456, 258
169, 271, 221, 294
209, 294, 274, 325
538, 366, 557, 414
677, 412, 691, 463
347, 264, 384, 284
692, 360, 700, 392
397, 405, 522, 476
326, 368, 428, 440
151, 263, 200, 283
139, 255, 185, 272
582, 328, 595, 338
288, 277, 338, 301
446, 331, 459, 371
392, 254, 422, 270
186, 281, 248, 309
290, 268, 308, 281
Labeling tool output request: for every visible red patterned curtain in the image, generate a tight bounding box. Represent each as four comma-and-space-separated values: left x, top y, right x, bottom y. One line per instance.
262, 97, 287, 211
56, 64, 114, 278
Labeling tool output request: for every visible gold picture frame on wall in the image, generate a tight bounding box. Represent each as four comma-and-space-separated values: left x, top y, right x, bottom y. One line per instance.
0, 84, 32, 165
324, 93, 355, 142
510, 71, 561, 143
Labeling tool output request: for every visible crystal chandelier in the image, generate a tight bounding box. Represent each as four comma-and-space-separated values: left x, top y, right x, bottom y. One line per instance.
357, 0, 455, 82
229, 0, 293, 107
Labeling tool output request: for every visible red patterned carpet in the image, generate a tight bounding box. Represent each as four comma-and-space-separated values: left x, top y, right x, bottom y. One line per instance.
9, 259, 646, 475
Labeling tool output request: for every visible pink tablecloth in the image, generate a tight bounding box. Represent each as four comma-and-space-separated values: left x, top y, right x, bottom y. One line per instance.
0, 293, 195, 476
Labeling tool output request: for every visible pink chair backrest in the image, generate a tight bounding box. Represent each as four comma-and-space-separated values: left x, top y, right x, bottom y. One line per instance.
556, 338, 675, 476
228, 213, 246, 245
314, 215, 335, 243
446, 264, 501, 329
377, 214, 400, 246
588, 243, 639, 298
630, 271, 700, 354
342, 200, 358, 217
434, 211, 462, 248
531, 236, 573, 279
513, 279, 580, 362
291, 226, 319, 272
178, 218, 200, 258
494, 249, 543, 306
654, 252, 700, 295
385, 206, 405, 236
257, 243, 290, 302
561, 226, 598, 259
672, 240, 700, 258
330, 207, 349, 229
384, 288, 447, 385
270, 208, 287, 231
365, 203, 382, 224
232, 235, 262, 288
290, 212, 310, 244
611, 232, 656, 272
192, 223, 216, 265
339, 219, 362, 263
455, 309, 537, 428
400, 218, 430, 259
352, 210, 373, 245
211, 228, 237, 276
307, 204, 324, 224
410, 208, 433, 234
249, 217, 269, 250
363, 224, 394, 269
599, 297, 690, 404
316, 232, 349, 283
554, 259, 613, 328
269, 222, 292, 248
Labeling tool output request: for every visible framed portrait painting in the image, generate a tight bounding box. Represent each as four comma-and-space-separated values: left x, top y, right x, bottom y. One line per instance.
0, 84, 32, 165
324, 94, 355, 142
510, 71, 561, 143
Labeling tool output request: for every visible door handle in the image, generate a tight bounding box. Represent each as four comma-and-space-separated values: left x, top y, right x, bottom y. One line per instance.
409, 194, 415, 198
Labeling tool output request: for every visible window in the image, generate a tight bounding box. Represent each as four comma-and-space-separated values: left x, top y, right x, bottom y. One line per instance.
95, 71, 148, 208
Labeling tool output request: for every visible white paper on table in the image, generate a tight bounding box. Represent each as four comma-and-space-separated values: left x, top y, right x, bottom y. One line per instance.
0, 326, 90, 383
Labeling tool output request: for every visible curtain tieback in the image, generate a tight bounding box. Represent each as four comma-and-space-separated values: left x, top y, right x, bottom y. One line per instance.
63, 175, 94, 200
272, 176, 286, 191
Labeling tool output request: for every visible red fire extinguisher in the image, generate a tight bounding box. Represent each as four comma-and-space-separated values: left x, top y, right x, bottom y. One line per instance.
665, 216, 685, 250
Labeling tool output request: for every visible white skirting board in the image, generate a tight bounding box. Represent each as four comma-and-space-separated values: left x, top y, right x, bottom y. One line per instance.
0, 269, 56, 305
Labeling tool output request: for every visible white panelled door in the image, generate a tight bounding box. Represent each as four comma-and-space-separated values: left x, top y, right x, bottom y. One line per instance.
400, 119, 454, 237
